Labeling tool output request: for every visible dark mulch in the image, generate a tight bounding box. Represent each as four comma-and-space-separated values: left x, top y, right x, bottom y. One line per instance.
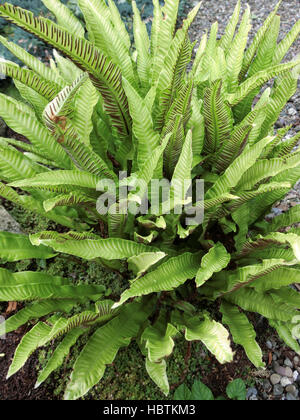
0, 308, 57, 400
6, 128, 30, 144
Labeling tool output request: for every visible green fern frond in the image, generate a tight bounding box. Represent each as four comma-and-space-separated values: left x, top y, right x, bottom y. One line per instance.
203, 79, 233, 154
220, 301, 264, 368
0, 3, 132, 138
42, 0, 85, 37
0, 60, 60, 100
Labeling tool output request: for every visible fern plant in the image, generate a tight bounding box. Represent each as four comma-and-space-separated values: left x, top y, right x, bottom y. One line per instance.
0, 0, 300, 400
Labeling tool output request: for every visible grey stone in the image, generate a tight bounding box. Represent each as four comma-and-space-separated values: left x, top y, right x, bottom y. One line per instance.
293, 356, 300, 366
246, 387, 258, 399
286, 393, 298, 401
285, 385, 298, 398
266, 340, 273, 350
262, 379, 272, 393
293, 371, 299, 382
270, 374, 281, 385
273, 384, 284, 396
271, 208, 283, 216
281, 376, 293, 387
0, 206, 22, 234
275, 118, 286, 128
275, 365, 293, 378
284, 358, 293, 369
288, 107, 297, 116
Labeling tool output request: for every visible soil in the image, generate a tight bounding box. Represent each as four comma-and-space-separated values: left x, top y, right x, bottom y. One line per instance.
0, 304, 282, 400
0, 0, 299, 401
0, 304, 56, 400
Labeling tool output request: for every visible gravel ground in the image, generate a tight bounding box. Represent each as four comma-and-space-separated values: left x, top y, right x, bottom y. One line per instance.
188, 0, 299, 58
0, 206, 22, 234
185, 0, 300, 401
186, 0, 300, 133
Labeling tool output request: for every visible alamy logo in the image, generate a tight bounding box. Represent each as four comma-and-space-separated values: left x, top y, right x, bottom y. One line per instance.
96, 173, 205, 226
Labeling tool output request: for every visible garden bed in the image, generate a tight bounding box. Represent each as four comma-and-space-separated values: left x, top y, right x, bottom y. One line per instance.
0, 0, 300, 401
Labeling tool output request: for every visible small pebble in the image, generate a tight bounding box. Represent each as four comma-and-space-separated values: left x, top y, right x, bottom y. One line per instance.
284, 358, 293, 369
281, 377, 293, 387
288, 107, 297, 116
293, 371, 299, 382
285, 385, 298, 398
293, 356, 300, 366
275, 365, 293, 378
275, 118, 285, 128
270, 374, 281, 385
262, 380, 272, 393
271, 207, 283, 216
286, 393, 298, 401
246, 387, 258, 399
273, 384, 284, 397
266, 340, 273, 350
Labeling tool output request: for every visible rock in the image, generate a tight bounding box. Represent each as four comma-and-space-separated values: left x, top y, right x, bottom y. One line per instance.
271, 207, 283, 216
273, 384, 284, 397
284, 358, 293, 369
286, 393, 298, 401
285, 367, 294, 378
275, 118, 286, 128
285, 385, 298, 398
281, 377, 293, 387
293, 356, 300, 366
246, 387, 258, 399
293, 371, 299, 382
288, 107, 297, 116
0, 206, 22, 234
275, 365, 293, 378
262, 379, 272, 393
249, 395, 259, 401
270, 374, 281, 385
266, 340, 273, 350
